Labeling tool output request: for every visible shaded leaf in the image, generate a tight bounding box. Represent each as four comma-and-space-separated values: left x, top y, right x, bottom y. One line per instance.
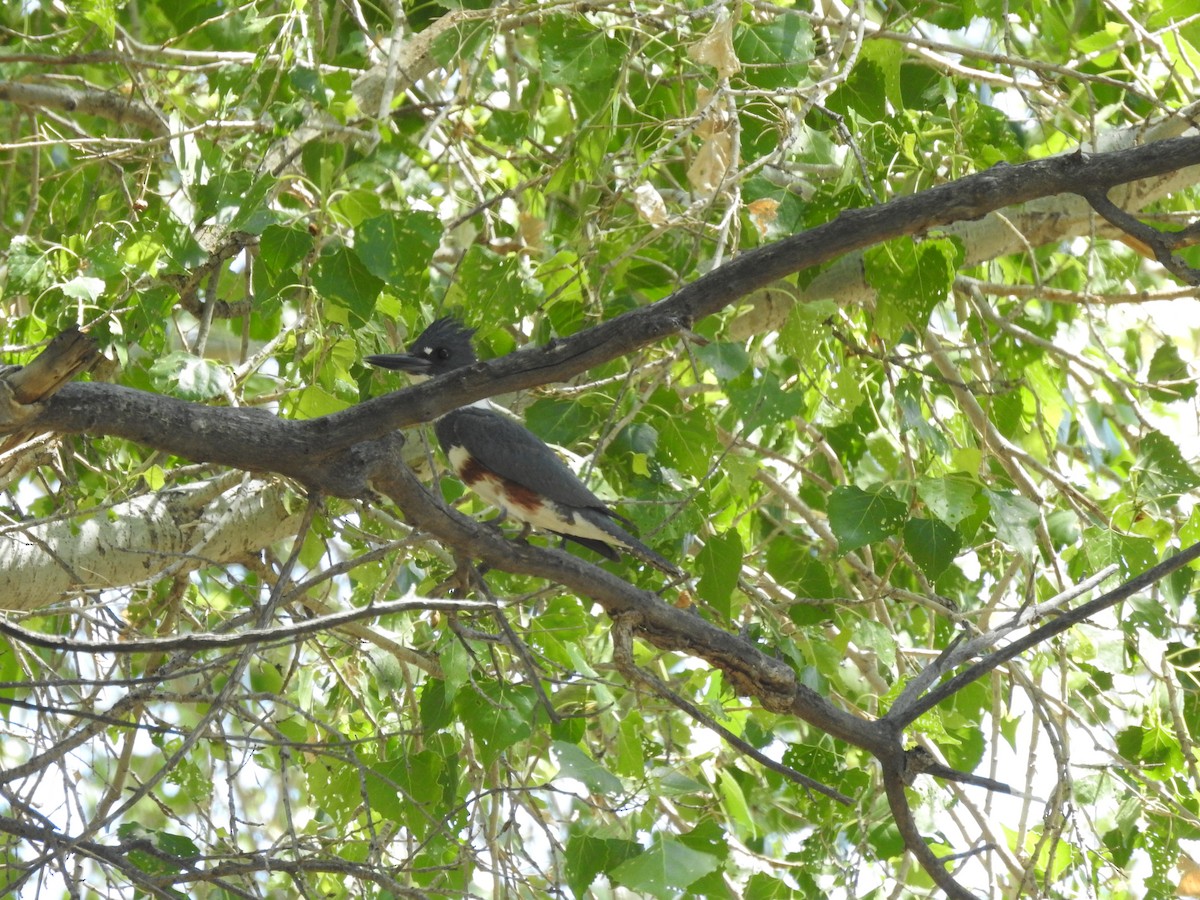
610, 837, 722, 899
916, 475, 980, 527
552, 741, 624, 794
828, 486, 908, 552
565, 830, 642, 898
983, 489, 1039, 557
149, 353, 233, 401
312, 246, 383, 326
697, 529, 743, 618
903, 517, 962, 579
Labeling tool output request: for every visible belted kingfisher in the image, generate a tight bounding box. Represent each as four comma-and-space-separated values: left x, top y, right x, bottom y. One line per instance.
367, 318, 681, 575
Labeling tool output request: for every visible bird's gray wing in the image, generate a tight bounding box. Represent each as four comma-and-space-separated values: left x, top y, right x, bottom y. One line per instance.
438, 408, 682, 575
435, 407, 612, 512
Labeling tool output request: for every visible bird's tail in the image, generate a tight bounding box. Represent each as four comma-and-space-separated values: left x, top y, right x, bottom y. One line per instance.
576, 510, 684, 577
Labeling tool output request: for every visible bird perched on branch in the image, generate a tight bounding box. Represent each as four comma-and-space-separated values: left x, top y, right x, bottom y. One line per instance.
367, 318, 681, 576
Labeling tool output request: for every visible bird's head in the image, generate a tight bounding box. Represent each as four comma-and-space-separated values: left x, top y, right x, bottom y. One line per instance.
366, 317, 478, 382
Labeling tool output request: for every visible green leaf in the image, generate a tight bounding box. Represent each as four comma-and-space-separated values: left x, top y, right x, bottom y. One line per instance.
552, 741, 624, 794
1167, 642, 1200, 691
540, 19, 624, 86
294, 385, 348, 418
960, 95, 1025, 165
766, 541, 834, 600
444, 245, 535, 325
866, 237, 962, 341
419, 679, 455, 732
619, 421, 659, 466
903, 517, 963, 579
429, 17, 492, 67
1147, 340, 1197, 401
148, 353, 233, 401
826, 58, 888, 120
678, 818, 731, 861
941, 681, 988, 770
0, 639, 20, 722
733, 16, 814, 90
1070, 527, 1158, 583
867, 822, 905, 859
455, 684, 533, 766
895, 376, 948, 452
60, 275, 106, 302
526, 398, 601, 447
288, 66, 321, 100
364, 749, 445, 832
746, 871, 801, 898
726, 371, 805, 430
983, 489, 1039, 556
779, 299, 837, 366
441, 636, 472, 699
658, 407, 718, 479
615, 710, 646, 777
609, 837, 722, 899
828, 486, 908, 553
717, 768, 756, 837
483, 109, 531, 144
916, 475, 980, 527
329, 188, 382, 226
1046, 508, 1081, 548
354, 211, 442, 301
79, 0, 117, 40
695, 341, 751, 380
1133, 430, 1200, 499
155, 832, 201, 858
851, 617, 896, 668
116, 826, 185, 880
259, 225, 314, 275
6, 237, 53, 294
1136, 715, 1185, 776
565, 830, 642, 898
195, 170, 277, 235
312, 246, 383, 326
249, 660, 283, 694
697, 529, 743, 618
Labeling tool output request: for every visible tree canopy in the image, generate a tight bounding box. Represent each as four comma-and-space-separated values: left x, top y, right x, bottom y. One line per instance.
2, 0, 1200, 897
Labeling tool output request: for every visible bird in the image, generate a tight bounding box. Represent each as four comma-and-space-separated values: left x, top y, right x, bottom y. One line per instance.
367, 317, 681, 575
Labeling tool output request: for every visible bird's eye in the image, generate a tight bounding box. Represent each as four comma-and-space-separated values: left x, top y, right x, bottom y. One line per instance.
436, 348, 451, 360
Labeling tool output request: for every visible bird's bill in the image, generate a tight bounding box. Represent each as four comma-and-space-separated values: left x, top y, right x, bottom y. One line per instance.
365, 353, 432, 374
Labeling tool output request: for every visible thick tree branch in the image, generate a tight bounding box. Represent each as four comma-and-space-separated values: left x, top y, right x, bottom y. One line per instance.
4, 132, 1199, 900
0, 80, 167, 134
2, 130, 1194, 765
6, 382, 395, 498
315, 134, 1200, 452
2, 326, 100, 404
10, 135, 1200, 478
882, 758, 978, 900
363, 443, 892, 754
0, 477, 302, 612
